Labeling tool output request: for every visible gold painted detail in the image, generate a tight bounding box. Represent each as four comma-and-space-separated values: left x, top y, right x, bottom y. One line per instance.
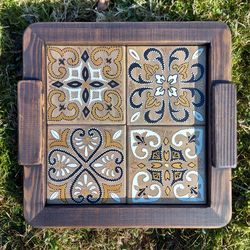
102, 183, 122, 203
50, 128, 70, 148
174, 91, 190, 107
91, 90, 123, 121
48, 183, 67, 203
48, 90, 79, 121
91, 47, 123, 79
172, 62, 189, 80
145, 92, 161, 109
104, 130, 122, 149
143, 63, 159, 80
47, 47, 79, 79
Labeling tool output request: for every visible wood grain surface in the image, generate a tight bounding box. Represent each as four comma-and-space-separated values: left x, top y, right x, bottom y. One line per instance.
18, 80, 44, 165
213, 83, 237, 168
20, 22, 234, 228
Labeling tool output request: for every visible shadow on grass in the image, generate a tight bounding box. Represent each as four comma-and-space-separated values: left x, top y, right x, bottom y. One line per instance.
0, 0, 249, 249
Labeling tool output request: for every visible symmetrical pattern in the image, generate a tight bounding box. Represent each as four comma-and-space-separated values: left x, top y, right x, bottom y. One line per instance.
128, 127, 206, 203
47, 126, 126, 204
127, 46, 206, 125
46, 45, 207, 205
47, 46, 126, 124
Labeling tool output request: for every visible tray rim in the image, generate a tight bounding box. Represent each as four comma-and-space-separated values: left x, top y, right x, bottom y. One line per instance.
19, 21, 233, 228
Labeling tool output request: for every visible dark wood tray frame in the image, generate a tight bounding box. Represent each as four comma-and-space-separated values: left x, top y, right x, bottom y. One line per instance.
18, 22, 236, 228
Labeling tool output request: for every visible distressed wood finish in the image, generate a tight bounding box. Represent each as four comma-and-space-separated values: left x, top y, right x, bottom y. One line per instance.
18, 80, 44, 165
19, 22, 235, 228
213, 83, 237, 168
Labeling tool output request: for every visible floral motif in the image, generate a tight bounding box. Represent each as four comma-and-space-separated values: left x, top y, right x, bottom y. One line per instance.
47, 127, 125, 204
131, 171, 162, 203
129, 127, 205, 203
48, 90, 79, 121
90, 47, 123, 79
173, 170, 204, 202
47, 46, 125, 123
46, 45, 207, 205
91, 90, 123, 122
47, 47, 79, 79
128, 46, 206, 124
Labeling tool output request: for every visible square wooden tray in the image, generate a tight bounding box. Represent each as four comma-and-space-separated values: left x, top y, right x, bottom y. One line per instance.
18, 22, 236, 228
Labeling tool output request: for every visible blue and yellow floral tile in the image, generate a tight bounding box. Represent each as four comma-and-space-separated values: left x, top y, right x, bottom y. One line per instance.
127, 126, 206, 204
127, 46, 206, 125
46, 45, 207, 205
47, 46, 126, 124
47, 125, 126, 204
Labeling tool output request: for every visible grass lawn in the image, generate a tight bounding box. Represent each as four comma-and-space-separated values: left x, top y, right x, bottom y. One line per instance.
0, 0, 249, 249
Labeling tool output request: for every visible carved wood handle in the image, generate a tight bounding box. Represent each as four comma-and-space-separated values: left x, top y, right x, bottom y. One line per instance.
18, 80, 44, 165
212, 83, 237, 168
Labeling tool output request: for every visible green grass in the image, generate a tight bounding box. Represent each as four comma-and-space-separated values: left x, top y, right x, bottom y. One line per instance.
0, 0, 249, 249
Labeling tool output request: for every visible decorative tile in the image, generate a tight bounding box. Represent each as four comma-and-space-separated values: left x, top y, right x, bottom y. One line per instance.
47, 125, 126, 204
127, 46, 206, 125
47, 46, 126, 124
127, 126, 206, 204
46, 45, 207, 205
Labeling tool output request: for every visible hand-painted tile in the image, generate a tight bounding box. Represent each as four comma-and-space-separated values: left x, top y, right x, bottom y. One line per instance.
47, 125, 126, 204
127, 126, 206, 204
46, 45, 207, 205
47, 46, 126, 124
127, 46, 206, 125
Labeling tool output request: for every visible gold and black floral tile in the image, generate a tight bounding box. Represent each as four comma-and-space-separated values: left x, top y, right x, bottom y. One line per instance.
47, 46, 126, 124
127, 126, 206, 204
127, 46, 206, 125
47, 125, 126, 204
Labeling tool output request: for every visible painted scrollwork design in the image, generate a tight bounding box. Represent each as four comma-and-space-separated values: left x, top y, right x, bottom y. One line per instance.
70, 169, 102, 204
47, 46, 125, 123
171, 128, 204, 159
130, 129, 161, 159
91, 90, 123, 121
90, 47, 123, 79
169, 47, 205, 83
128, 46, 206, 124
47, 127, 124, 204
48, 149, 82, 182
173, 170, 204, 202
131, 171, 162, 203
129, 128, 205, 203
48, 89, 79, 121
47, 47, 79, 79
128, 48, 164, 84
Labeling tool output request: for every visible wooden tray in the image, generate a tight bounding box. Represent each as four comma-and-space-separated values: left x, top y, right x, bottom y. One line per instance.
18, 22, 236, 228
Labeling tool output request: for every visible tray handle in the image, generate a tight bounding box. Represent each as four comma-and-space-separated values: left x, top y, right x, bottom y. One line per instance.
212, 82, 237, 168
18, 80, 44, 166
